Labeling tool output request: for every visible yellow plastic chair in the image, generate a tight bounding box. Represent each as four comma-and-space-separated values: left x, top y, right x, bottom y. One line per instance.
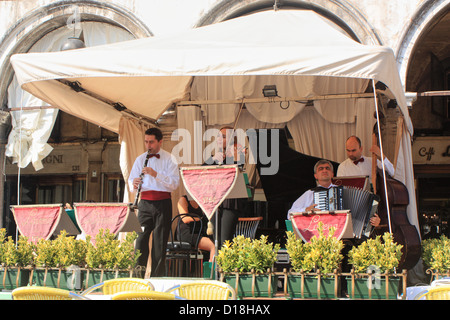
12, 286, 90, 300
111, 291, 185, 300
165, 280, 236, 300
415, 286, 450, 300
81, 278, 154, 296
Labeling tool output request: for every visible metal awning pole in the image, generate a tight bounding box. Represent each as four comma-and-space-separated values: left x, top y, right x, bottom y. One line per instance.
372, 79, 392, 234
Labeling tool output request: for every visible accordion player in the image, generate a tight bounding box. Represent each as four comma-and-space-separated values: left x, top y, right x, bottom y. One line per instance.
313, 186, 380, 239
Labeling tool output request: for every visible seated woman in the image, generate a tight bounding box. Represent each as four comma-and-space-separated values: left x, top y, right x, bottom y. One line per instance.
177, 195, 215, 262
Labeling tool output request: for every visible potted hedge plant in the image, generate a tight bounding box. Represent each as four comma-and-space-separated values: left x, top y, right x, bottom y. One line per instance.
0, 229, 34, 290
347, 232, 403, 299
33, 230, 87, 290
285, 222, 344, 299
422, 235, 450, 282
217, 235, 280, 298
84, 229, 141, 288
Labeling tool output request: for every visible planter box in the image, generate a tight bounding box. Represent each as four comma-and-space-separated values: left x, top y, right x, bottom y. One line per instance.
32, 268, 83, 291
286, 273, 340, 299
221, 272, 278, 298
346, 275, 400, 299
203, 261, 215, 279
83, 269, 135, 289
0, 267, 31, 290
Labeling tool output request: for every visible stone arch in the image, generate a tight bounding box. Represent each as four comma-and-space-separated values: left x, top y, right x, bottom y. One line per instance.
0, 0, 152, 108
196, 0, 382, 45
396, 0, 450, 86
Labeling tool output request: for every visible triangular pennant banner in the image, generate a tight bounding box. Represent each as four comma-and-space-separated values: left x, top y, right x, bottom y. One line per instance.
74, 203, 140, 243
180, 165, 238, 220
290, 211, 352, 242
10, 204, 79, 243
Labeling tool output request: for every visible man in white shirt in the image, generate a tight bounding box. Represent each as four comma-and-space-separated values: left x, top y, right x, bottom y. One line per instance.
128, 127, 179, 277
287, 160, 337, 217
337, 136, 395, 178
287, 158, 381, 227
337, 135, 383, 227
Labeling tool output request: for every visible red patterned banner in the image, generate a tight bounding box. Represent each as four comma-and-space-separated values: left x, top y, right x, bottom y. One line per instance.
290, 211, 352, 242
180, 165, 238, 219
74, 203, 132, 240
11, 205, 63, 243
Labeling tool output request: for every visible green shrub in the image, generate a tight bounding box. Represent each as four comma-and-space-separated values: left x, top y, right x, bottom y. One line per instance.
348, 232, 403, 273
85, 229, 140, 269
217, 235, 280, 273
422, 235, 450, 272
0, 232, 34, 267
286, 222, 344, 274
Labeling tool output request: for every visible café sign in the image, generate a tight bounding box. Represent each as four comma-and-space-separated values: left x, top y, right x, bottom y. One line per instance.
413, 137, 450, 164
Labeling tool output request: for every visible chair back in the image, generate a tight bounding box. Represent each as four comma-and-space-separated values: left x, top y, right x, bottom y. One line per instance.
12, 286, 89, 300
416, 286, 450, 300
166, 280, 236, 300
82, 278, 154, 295
101, 278, 155, 295
168, 213, 203, 251
234, 216, 263, 239
112, 291, 181, 300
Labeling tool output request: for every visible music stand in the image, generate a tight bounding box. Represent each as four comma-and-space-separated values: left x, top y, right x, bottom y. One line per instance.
73, 203, 141, 241
180, 165, 250, 279
332, 176, 369, 190
289, 210, 354, 242
10, 204, 80, 243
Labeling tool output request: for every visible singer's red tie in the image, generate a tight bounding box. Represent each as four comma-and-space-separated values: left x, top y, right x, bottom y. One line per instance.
149, 154, 160, 159
353, 157, 364, 165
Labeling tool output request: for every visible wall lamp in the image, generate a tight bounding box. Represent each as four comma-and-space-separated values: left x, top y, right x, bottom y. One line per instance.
60, 37, 86, 51
262, 85, 278, 97
60, 6, 86, 51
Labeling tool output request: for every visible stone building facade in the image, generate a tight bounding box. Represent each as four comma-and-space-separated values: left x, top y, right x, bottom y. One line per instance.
0, 0, 449, 238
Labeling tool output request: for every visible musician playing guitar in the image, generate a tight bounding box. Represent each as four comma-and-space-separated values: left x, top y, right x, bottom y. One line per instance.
128, 127, 179, 277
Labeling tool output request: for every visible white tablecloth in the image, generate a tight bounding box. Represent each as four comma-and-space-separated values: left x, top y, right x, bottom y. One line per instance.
405, 286, 429, 300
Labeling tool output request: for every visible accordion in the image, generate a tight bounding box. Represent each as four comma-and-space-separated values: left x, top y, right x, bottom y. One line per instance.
313, 186, 380, 238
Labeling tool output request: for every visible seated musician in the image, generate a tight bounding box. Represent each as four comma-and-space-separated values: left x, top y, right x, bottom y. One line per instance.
337, 135, 394, 179
287, 159, 381, 228
287, 159, 338, 216
177, 195, 215, 262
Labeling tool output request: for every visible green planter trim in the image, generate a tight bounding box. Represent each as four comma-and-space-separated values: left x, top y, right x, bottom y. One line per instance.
32, 267, 83, 290
346, 269, 406, 299
0, 267, 32, 290
83, 268, 137, 289
284, 270, 340, 299
220, 271, 277, 298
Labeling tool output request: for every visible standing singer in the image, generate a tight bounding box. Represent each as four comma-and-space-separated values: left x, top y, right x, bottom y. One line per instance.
128, 128, 179, 277
204, 126, 247, 248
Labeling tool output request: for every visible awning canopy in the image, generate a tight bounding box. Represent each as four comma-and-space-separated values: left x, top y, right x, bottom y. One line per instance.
9, 9, 418, 234
10, 9, 412, 134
